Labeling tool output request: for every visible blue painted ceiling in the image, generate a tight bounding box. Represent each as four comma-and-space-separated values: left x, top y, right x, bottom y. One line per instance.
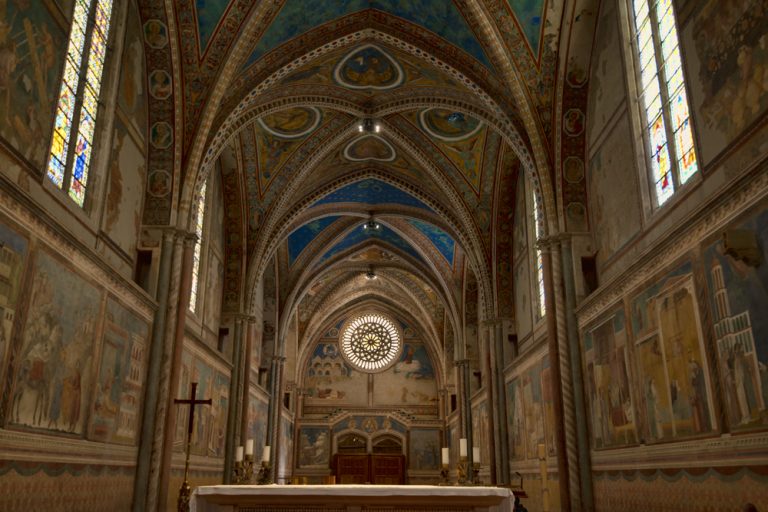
407, 219, 455, 265
288, 216, 341, 265
318, 224, 423, 264
194, 0, 230, 52
312, 179, 433, 212
506, 0, 546, 55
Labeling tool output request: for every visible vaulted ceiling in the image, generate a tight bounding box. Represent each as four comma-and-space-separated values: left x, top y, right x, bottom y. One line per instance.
137, 0, 591, 370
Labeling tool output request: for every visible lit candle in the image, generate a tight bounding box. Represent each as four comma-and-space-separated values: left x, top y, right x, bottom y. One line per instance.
262, 445, 271, 463
441, 447, 449, 465
245, 439, 254, 456
473, 447, 480, 463
459, 438, 467, 458
235, 446, 244, 462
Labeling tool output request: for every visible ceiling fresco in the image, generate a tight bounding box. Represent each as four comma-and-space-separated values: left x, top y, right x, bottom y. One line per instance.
287, 216, 342, 265
506, 0, 546, 55
317, 224, 424, 265
311, 179, 434, 212
406, 219, 455, 266
242, 0, 493, 70
194, 0, 230, 53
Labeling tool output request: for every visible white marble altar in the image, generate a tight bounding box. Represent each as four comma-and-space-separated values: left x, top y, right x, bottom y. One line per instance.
191, 484, 515, 512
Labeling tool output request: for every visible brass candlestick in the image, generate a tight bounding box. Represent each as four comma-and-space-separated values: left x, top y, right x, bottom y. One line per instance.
472, 462, 481, 485
456, 456, 468, 485
257, 461, 272, 485
233, 454, 255, 484
439, 464, 450, 485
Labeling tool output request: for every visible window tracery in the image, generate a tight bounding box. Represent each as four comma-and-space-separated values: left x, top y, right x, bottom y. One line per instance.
340, 313, 402, 372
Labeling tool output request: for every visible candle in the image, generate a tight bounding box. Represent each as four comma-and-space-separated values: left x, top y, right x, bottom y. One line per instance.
441, 447, 449, 465
262, 445, 271, 463
459, 438, 467, 458
473, 447, 480, 463
245, 439, 254, 456
235, 446, 244, 462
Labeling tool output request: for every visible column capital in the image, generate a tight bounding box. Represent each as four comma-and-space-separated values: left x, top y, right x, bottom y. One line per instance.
181, 231, 198, 247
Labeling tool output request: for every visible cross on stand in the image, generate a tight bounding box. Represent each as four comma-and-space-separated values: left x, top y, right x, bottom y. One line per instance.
175, 382, 212, 512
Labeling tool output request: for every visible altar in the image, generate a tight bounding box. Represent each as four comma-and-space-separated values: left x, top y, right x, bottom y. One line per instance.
191, 484, 515, 512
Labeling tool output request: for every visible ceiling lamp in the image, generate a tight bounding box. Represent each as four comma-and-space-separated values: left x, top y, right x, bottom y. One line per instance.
365, 267, 377, 280
357, 118, 381, 133
362, 216, 381, 231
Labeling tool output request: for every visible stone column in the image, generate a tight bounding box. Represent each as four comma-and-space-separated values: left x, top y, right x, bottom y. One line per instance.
559, 235, 594, 511
540, 239, 571, 511
156, 232, 197, 510
224, 316, 245, 484
240, 317, 256, 445
267, 356, 286, 482
455, 359, 473, 467
133, 228, 176, 512
485, 318, 510, 484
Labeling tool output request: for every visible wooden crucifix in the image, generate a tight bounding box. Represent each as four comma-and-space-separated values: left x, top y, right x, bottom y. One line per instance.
175, 382, 212, 512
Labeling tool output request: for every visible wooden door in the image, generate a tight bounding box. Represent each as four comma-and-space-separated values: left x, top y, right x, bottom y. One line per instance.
370, 454, 404, 484
334, 454, 369, 484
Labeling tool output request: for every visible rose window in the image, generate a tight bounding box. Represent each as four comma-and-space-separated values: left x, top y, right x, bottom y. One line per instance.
341, 313, 402, 372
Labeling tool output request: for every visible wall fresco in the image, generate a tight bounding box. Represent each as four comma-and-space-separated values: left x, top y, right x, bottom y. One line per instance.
0, 219, 28, 392
10, 249, 102, 435
297, 426, 330, 468
409, 428, 440, 470
373, 343, 438, 406
304, 342, 367, 406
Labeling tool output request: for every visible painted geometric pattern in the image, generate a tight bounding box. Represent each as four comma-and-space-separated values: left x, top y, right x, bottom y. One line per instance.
243, 0, 493, 69
505, 0, 546, 55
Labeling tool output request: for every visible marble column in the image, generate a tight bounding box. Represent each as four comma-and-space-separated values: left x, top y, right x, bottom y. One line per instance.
133, 228, 176, 512
455, 359, 474, 467
540, 239, 571, 511
156, 232, 197, 510
267, 356, 286, 482
240, 317, 256, 445
224, 316, 245, 484
559, 235, 594, 511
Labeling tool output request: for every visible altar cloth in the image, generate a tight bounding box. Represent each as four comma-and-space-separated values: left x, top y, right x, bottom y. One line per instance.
191, 484, 515, 512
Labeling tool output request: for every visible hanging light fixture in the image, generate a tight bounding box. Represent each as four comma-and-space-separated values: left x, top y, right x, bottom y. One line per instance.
365, 266, 377, 280
357, 118, 381, 134
362, 214, 381, 231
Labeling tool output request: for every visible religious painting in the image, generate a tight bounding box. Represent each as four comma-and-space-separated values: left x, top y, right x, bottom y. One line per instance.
373, 343, 438, 406
103, 117, 146, 263
173, 350, 194, 449
506, 377, 526, 461
279, 414, 294, 481
247, 389, 269, 462
202, 251, 223, 334
521, 359, 546, 459
448, 422, 460, 466
541, 356, 557, 456
683, 0, 768, 165
0, 1, 66, 168
304, 342, 366, 406
582, 306, 638, 449
514, 257, 533, 340
188, 356, 213, 455
10, 249, 102, 435
471, 401, 490, 465
117, 1, 147, 138
0, 219, 29, 392
631, 262, 716, 441
409, 429, 440, 470
512, 174, 528, 260
333, 44, 404, 90
89, 297, 148, 445
298, 426, 330, 468
702, 204, 768, 431
207, 370, 229, 458
343, 135, 396, 162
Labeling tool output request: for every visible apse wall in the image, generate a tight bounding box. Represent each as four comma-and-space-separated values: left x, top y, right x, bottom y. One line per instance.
0, 2, 153, 509
579, 1, 768, 510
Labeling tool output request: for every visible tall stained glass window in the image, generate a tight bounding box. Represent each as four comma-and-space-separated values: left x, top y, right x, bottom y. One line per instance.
189, 181, 208, 313
47, 0, 115, 207
532, 190, 546, 318
632, 0, 697, 206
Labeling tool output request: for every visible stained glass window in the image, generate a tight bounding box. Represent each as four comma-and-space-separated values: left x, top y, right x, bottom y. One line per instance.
189, 181, 208, 313
632, 0, 697, 206
532, 190, 546, 318
341, 313, 402, 372
47, 0, 115, 207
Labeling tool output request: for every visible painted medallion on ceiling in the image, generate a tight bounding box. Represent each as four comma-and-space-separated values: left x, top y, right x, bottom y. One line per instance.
343, 135, 397, 162
334, 45, 404, 90
413, 109, 487, 193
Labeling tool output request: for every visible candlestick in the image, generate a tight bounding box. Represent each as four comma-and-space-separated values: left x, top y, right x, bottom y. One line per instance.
473, 447, 480, 463
459, 438, 467, 458
441, 447, 449, 466
235, 446, 244, 462
245, 439, 254, 456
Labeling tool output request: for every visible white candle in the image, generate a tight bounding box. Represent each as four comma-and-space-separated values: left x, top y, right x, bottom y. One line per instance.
441, 447, 450, 465
473, 447, 480, 463
262, 445, 271, 463
235, 446, 244, 462
459, 438, 467, 458
245, 439, 254, 456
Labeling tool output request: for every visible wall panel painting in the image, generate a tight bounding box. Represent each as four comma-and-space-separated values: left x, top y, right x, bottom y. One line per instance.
541, 356, 557, 456
89, 297, 148, 445
10, 249, 103, 435
248, 390, 269, 462
409, 428, 440, 470
631, 262, 716, 441
506, 377, 526, 461
304, 342, 367, 406
702, 205, 768, 430
173, 349, 194, 450
0, 219, 29, 392
522, 360, 546, 459
373, 343, 437, 406
208, 370, 229, 458
297, 426, 330, 468
582, 306, 638, 448
279, 413, 294, 481
471, 401, 490, 465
